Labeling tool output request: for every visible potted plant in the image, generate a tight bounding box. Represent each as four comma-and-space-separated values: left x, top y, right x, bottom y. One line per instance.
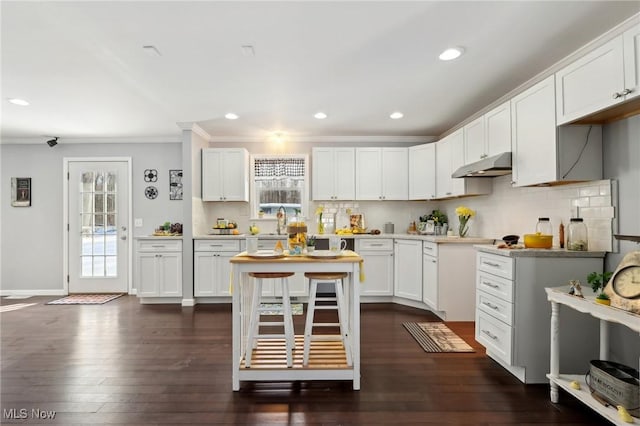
587, 271, 613, 305
306, 235, 316, 253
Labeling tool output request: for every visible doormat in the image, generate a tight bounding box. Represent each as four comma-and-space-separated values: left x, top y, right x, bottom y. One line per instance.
47, 293, 125, 305
0, 303, 38, 313
260, 303, 303, 315
403, 322, 474, 353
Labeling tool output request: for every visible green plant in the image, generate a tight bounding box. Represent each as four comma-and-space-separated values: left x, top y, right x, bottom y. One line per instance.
420, 209, 448, 225
587, 271, 613, 299
307, 235, 316, 247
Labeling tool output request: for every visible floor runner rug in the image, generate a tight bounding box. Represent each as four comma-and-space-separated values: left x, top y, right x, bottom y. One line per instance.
260, 303, 303, 315
47, 293, 125, 305
403, 322, 474, 353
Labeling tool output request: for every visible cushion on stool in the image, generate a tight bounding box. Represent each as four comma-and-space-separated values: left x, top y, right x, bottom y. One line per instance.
249, 272, 295, 279
304, 272, 348, 280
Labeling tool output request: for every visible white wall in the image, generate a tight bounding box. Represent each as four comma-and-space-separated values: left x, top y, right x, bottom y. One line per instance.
1, 142, 182, 293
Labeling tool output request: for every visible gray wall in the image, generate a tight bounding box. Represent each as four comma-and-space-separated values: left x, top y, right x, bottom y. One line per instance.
1, 142, 182, 293
602, 114, 640, 366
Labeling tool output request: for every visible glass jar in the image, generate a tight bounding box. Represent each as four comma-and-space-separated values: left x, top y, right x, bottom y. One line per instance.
536, 217, 552, 235
567, 218, 588, 251
287, 216, 307, 255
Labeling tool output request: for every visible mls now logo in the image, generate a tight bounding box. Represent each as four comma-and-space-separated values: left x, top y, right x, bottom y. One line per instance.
3, 408, 56, 420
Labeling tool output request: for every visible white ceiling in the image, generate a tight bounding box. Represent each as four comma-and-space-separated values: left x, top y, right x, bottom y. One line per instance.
2, 1, 639, 144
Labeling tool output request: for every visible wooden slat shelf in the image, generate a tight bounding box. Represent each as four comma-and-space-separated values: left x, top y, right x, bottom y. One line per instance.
240, 335, 349, 370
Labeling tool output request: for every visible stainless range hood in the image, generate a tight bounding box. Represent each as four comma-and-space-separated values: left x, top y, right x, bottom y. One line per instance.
452, 152, 512, 178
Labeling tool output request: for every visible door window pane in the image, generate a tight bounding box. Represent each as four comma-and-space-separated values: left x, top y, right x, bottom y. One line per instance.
79, 169, 118, 277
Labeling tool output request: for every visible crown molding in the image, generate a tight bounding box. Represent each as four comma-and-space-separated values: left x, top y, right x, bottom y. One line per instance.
0, 136, 181, 145
206, 135, 437, 144
176, 122, 211, 140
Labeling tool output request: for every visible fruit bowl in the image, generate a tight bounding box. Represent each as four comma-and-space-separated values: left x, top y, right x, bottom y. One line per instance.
524, 233, 553, 249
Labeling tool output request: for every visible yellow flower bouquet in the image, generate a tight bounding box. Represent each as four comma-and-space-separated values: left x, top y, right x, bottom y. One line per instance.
315, 206, 325, 234
455, 206, 475, 237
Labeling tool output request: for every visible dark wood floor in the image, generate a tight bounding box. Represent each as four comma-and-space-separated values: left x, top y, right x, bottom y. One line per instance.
1, 297, 607, 425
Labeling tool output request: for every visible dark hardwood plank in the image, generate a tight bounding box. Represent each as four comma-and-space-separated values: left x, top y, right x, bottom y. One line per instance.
1, 297, 606, 424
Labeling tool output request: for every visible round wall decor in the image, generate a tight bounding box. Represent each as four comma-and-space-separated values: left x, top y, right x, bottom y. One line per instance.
144, 169, 158, 182
145, 186, 158, 199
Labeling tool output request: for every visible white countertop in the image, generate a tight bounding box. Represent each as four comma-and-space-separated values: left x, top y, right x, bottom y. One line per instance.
193, 233, 495, 244
474, 244, 606, 258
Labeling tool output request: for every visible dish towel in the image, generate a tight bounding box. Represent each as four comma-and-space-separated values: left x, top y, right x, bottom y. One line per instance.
341, 250, 365, 283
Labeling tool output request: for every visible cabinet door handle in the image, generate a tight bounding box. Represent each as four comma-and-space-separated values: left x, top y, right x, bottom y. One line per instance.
612, 92, 623, 99
621, 88, 633, 96
151, 245, 165, 248
431, 259, 436, 264
370, 243, 383, 247
482, 330, 498, 340
483, 301, 499, 310
482, 281, 500, 289
483, 261, 501, 268
209, 244, 223, 247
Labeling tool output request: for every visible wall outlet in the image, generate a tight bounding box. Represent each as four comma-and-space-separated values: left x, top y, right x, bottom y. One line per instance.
134, 218, 143, 227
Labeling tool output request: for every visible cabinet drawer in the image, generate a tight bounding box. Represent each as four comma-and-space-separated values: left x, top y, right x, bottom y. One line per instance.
194, 239, 240, 252
358, 239, 393, 251
477, 252, 513, 280
475, 310, 513, 364
422, 241, 438, 256
137, 239, 182, 252
476, 270, 513, 302
477, 290, 513, 326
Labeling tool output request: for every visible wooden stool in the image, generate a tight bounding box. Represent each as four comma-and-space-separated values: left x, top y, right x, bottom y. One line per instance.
245, 272, 296, 368
303, 272, 352, 367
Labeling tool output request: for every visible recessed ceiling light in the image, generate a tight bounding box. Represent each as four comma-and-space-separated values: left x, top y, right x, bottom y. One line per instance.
439, 47, 464, 61
390, 112, 404, 120
225, 113, 239, 120
8, 98, 29, 106
314, 112, 327, 119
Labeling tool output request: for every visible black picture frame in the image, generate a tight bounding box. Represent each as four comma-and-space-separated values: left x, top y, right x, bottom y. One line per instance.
11, 177, 31, 207
169, 170, 183, 200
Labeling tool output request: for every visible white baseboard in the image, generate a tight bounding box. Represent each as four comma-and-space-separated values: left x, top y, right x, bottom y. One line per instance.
181, 298, 195, 307
0, 289, 66, 297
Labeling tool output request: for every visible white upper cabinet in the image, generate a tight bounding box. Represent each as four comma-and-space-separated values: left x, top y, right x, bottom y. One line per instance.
512, 76, 558, 187
556, 25, 639, 125
312, 147, 355, 200
202, 148, 249, 201
435, 133, 454, 199
436, 130, 491, 199
623, 24, 640, 103
355, 147, 408, 200
408, 143, 436, 200
512, 76, 602, 187
484, 100, 512, 157
463, 116, 486, 164
464, 100, 512, 164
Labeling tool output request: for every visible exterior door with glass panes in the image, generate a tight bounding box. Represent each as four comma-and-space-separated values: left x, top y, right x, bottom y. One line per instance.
68, 160, 129, 293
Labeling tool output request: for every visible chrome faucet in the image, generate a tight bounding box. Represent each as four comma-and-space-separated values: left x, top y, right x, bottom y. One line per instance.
276, 206, 287, 235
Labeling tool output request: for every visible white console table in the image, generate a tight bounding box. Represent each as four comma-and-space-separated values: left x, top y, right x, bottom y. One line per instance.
545, 286, 640, 425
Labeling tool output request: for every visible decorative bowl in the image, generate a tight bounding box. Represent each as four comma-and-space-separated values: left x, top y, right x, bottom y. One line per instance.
524, 233, 553, 248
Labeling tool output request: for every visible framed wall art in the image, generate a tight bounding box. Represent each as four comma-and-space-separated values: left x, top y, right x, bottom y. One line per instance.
169, 169, 183, 200
11, 177, 31, 207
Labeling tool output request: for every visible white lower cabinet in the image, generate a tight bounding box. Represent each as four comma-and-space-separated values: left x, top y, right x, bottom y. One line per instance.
393, 239, 422, 301
356, 239, 394, 296
422, 242, 478, 321
474, 249, 603, 383
194, 240, 241, 297
135, 238, 182, 298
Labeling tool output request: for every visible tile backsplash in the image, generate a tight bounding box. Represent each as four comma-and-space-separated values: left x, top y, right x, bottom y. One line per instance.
438, 176, 617, 251
195, 175, 617, 252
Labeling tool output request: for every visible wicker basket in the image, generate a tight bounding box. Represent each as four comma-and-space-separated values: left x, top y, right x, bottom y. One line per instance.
587, 360, 639, 417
